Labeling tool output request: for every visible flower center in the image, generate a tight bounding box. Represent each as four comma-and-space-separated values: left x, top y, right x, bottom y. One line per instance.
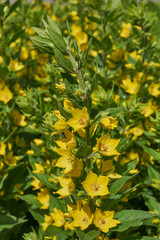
91, 183, 100, 192
82, 217, 88, 223
99, 219, 106, 225
79, 117, 86, 126
100, 144, 108, 152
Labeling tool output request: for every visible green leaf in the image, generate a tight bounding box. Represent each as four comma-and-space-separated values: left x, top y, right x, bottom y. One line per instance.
31, 142, 43, 156
49, 195, 66, 213
28, 169, 58, 190
45, 225, 72, 240
81, 38, 92, 66
123, 236, 156, 240
54, 47, 74, 73
9, 29, 25, 45
90, 72, 98, 95
58, 104, 72, 120
84, 230, 99, 240
143, 193, 160, 214
64, 79, 81, 103
0, 214, 26, 233
142, 145, 160, 161
116, 137, 130, 151
47, 28, 67, 54
109, 173, 139, 195
23, 229, 37, 240
147, 162, 160, 181
114, 210, 154, 232
47, 15, 62, 35
0, 174, 7, 190
107, 107, 124, 116
76, 141, 92, 158
29, 209, 44, 224
32, 27, 47, 37
31, 36, 54, 48
4, 0, 19, 19
76, 230, 85, 240
18, 194, 41, 207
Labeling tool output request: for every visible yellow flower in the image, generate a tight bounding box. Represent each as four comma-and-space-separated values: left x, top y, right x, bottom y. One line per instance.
96, 235, 109, 240
31, 177, 43, 190
50, 208, 65, 227
37, 188, 50, 209
55, 130, 76, 150
33, 162, 45, 173
63, 98, 73, 111
100, 116, 118, 129
55, 149, 76, 174
55, 177, 75, 198
0, 159, 4, 170
148, 82, 160, 97
68, 158, 83, 178
20, 46, 29, 61
53, 110, 68, 132
33, 139, 43, 146
95, 133, 120, 156
141, 99, 158, 117
11, 109, 27, 127
82, 172, 109, 198
4, 152, 18, 166
72, 205, 93, 230
129, 123, 144, 137
67, 107, 89, 132
0, 86, 13, 104
9, 58, 24, 71
120, 22, 132, 38
93, 208, 120, 233
121, 76, 139, 95
0, 142, 6, 156
41, 214, 53, 231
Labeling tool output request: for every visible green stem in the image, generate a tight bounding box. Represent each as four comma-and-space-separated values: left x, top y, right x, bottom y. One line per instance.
3, 127, 18, 143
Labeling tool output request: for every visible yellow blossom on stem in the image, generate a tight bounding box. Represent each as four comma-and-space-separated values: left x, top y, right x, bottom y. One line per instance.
11, 109, 27, 127
41, 214, 53, 231
82, 172, 109, 198
31, 177, 43, 190
93, 208, 120, 233
129, 123, 144, 138
121, 76, 139, 95
141, 99, 158, 117
72, 205, 93, 230
68, 158, 83, 178
4, 152, 18, 166
55, 130, 76, 149
67, 107, 89, 131
95, 133, 120, 156
0, 86, 13, 104
33, 162, 45, 173
120, 22, 132, 38
37, 188, 50, 209
53, 110, 68, 132
148, 82, 160, 97
55, 177, 75, 198
55, 149, 76, 174
0, 142, 6, 155
50, 208, 65, 227
100, 116, 118, 129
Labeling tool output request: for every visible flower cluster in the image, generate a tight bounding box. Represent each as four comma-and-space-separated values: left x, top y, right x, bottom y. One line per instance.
0, 1, 160, 240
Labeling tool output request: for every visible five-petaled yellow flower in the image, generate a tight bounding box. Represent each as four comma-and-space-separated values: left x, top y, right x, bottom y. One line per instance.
93, 208, 120, 233
95, 133, 120, 156
72, 205, 93, 230
67, 107, 89, 132
82, 172, 109, 198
